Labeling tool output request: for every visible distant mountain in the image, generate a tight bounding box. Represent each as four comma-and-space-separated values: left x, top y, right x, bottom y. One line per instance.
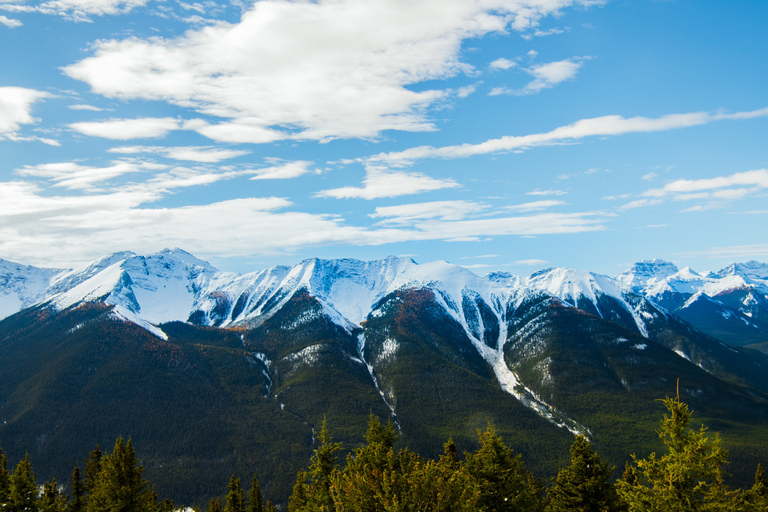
2, 250, 768, 506
618, 259, 768, 348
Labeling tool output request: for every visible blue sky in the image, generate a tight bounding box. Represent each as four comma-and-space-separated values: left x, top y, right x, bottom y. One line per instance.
1, 0, 767, 276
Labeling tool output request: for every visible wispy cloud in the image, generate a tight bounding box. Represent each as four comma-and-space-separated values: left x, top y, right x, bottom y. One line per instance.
70, 117, 182, 140
316, 167, 459, 200
503, 200, 565, 212
370, 200, 489, 225
109, 145, 250, 163
0, 14, 22, 26
368, 107, 768, 165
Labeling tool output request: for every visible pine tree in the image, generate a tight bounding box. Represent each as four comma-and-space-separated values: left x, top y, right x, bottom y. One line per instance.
744, 463, 768, 511
9, 454, 38, 512
464, 424, 545, 512
208, 498, 223, 512
546, 435, 622, 512
86, 438, 156, 512
223, 475, 245, 512
247, 476, 263, 512
84, 445, 102, 499
40, 478, 67, 512
69, 467, 85, 512
615, 395, 738, 511
0, 447, 11, 506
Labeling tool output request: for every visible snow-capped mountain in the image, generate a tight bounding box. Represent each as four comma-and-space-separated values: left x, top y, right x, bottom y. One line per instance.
618, 259, 768, 347
3, 249, 768, 502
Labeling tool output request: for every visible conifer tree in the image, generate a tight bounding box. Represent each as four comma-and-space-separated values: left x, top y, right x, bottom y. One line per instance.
745, 463, 768, 510
69, 467, 85, 512
86, 438, 156, 512
8, 454, 38, 512
0, 447, 10, 506
208, 497, 223, 512
84, 446, 102, 498
464, 424, 545, 512
546, 435, 622, 512
224, 475, 245, 512
616, 395, 738, 511
247, 476, 263, 512
40, 478, 67, 512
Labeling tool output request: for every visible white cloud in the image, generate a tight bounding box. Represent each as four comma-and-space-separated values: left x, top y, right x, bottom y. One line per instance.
618, 198, 662, 211
316, 166, 459, 200
0, 14, 22, 27
68, 104, 108, 111
518, 58, 586, 95
63, 0, 598, 142
644, 169, 768, 197
675, 244, 768, 260
69, 117, 182, 139
490, 58, 517, 70
0, 177, 608, 266
109, 145, 250, 163
369, 107, 768, 165
514, 258, 548, 266
0, 86, 49, 136
39, 0, 150, 21
527, 188, 567, 196
249, 161, 315, 180
370, 200, 489, 225
16, 161, 145, 189
504, 200, 565, 212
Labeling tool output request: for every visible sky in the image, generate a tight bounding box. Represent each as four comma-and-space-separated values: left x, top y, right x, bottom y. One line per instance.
1, 0, 767, 277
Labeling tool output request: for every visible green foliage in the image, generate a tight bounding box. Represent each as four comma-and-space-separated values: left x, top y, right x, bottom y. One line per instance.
247, 476, 263, 512
546, 435, 622, 512
86, 438, 157, 512
464, 424, 545, 512
224, 475, 245, 512
616, 397, 738, 511
69, 467, 85, 512
9, 455, 38, 512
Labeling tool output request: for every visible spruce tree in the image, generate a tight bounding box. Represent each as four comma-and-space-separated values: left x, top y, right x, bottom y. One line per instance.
247, 476, 263, 512
0, 447, 10, 506
223, 475, 245, 512
40, 478, 67, 512
208, 498, 223, 512
86, 438, 156, 512
84, 445, 102, 499
615, 396, 738, 511
546, 435, 622, 512
69, 467, 85, 512
9, 454, 38, 512
745, 463, 768, 510
464, 424, 545, 512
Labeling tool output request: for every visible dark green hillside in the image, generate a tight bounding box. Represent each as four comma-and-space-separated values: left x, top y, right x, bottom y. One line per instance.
361, 289, 575, 474
0, 303, 314, 506
503, 298, 768, 485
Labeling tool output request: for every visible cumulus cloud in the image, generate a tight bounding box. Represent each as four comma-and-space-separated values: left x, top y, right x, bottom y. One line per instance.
316, 166, 460, 200
493, 58, 587, 96
69, 117, 182, 139
369, 107, 768, 165
490, 58, 517, 70
0, 86, 49, 136
62, 0, 598, 142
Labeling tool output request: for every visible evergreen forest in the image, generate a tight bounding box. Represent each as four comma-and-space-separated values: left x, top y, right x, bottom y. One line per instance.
1, 395, 767, 512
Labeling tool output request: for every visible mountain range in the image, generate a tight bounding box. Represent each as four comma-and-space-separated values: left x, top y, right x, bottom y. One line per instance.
1, 249, 768, 506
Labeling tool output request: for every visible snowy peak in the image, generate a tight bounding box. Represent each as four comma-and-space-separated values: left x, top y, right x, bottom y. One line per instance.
616, 259, 679, 293
0, 258, 65, 320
